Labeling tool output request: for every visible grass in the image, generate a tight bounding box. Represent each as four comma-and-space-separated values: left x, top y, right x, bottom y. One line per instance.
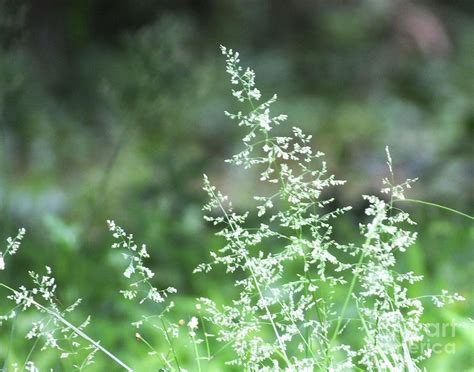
0, 47, 472, 371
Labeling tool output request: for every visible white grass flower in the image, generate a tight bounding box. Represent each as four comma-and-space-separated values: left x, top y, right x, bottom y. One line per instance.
0, 228, 26, 270
188, 316, 199, 333
1, 46, 467, 372
194, 46, 466, 370
107, 220, 176, 306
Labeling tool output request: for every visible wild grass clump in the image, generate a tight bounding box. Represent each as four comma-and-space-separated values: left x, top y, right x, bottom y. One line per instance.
0, 47, 469, 371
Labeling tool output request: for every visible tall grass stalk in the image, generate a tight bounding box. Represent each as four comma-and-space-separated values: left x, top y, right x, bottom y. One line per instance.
0, 46, 469, 371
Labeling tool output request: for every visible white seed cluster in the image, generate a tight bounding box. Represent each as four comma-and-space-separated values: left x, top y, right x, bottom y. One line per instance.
0, 47, 466, 371
194, 47, 465, 370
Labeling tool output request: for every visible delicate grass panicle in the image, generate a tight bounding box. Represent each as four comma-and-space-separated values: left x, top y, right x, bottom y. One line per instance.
0, 46, 468, 371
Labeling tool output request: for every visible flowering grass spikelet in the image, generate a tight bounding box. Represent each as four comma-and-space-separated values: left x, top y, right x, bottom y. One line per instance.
194, 47, 467, 371
0, 46, 468, 371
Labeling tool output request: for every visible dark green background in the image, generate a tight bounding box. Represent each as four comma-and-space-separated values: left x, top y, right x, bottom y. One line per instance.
0, 0, 472, 370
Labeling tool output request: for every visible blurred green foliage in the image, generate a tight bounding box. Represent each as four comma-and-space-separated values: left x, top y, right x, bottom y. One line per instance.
0, 0, 472, 370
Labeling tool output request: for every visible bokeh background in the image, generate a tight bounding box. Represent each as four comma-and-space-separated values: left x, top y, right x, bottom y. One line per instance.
0, 0, 472, 370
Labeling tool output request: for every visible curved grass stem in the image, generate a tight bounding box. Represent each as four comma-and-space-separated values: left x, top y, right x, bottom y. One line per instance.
0, 282, 133, 372
329, 248, 367, 348
395, 199, 473, 220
